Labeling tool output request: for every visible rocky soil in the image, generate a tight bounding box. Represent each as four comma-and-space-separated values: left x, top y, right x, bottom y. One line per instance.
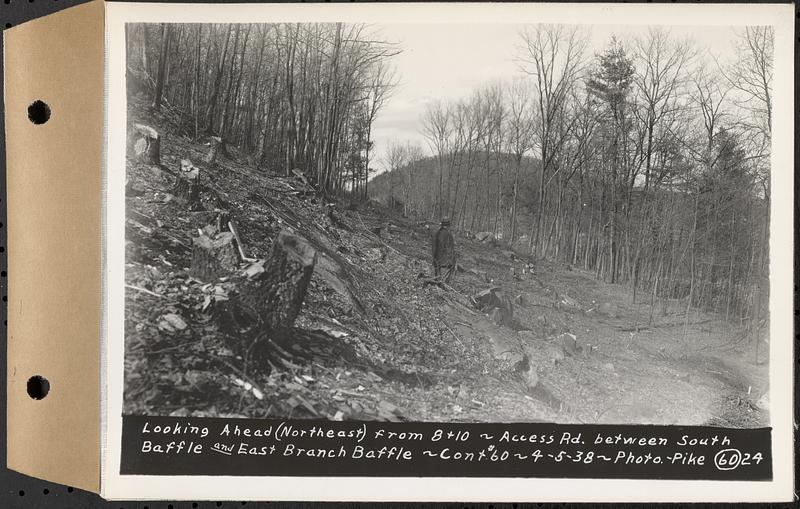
123, 98, 769, 427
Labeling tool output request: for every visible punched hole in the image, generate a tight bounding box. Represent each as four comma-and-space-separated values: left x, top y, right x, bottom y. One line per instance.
27, 100, 51, 125
26, 375, 50, 400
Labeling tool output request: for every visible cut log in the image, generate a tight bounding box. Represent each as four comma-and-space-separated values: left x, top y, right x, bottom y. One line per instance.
473, 287, 514, 327
172, 168, 201, 209
131, 124, 160, 165
325, 203, 349, 230
180, 158, 196, 173
292, 168, 310, 187
214, 210, 231, 235
557, 333, 580, 357
205, 136, 225, 165
228, 220, 249, 261
475, 231, 495, 243
556, 293, 583, 313
190, 231, 240, 281
235, 231, 317, 331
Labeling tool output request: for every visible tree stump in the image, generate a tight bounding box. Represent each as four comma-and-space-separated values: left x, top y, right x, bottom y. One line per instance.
215, 210, 231, 234
235, 231, 316, 331
473, 287, 514, 327
190, 231, 240, 281
131, 124, 160, 165
172, 167, 201, 209
205, 136, 225, 165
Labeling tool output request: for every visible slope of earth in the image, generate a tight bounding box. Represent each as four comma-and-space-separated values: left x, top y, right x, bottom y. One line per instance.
123, 98, 769, 427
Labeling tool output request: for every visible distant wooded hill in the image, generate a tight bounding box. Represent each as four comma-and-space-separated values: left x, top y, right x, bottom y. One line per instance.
370, 145, 767, 324
370, 151, 541, 240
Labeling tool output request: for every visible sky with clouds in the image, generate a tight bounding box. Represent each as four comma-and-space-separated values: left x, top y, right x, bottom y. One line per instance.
369, 23, 742, 173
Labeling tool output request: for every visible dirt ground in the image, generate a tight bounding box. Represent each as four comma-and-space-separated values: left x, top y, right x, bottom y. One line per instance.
123, 100, 769, 427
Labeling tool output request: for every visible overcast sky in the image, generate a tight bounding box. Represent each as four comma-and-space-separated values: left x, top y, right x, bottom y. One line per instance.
370, 23, 742, 173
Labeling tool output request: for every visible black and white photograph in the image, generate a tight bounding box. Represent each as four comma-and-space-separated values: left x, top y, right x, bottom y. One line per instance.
121, 16, 775, 429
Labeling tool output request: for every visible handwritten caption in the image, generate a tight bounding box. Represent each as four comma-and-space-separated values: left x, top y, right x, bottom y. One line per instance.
121, 416, 772, 480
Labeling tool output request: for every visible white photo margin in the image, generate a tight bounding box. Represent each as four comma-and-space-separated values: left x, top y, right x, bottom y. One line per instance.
102, 2, 794, 501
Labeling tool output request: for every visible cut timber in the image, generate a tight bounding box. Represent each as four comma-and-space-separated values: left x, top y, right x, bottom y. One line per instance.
191, 231, 240, 281
205, 136, 225, 165
325, 203, 348, 230
131, 123, 160, 164
172, 167, 201, 209
228, 220, 250, 261
180, 158, 195, 172
215, 210, 231, 234
236, 231, 317, 331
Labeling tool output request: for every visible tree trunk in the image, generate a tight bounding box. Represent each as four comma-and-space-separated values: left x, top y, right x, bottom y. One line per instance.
151, 24, 171, 111
205, 25, 234, 134
205, 136, 225, 165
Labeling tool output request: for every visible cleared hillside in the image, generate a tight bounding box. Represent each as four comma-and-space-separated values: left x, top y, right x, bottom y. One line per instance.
123, 98, 768, 427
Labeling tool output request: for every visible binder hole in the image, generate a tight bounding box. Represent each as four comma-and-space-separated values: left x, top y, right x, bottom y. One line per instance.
2, 271, 6, 277
26, 375, 50, 400
4, 23, 11, 29
27, 100, 50, 125
18, 490, 24, 496
67, 487, 73, 493
43, 489, 49, 495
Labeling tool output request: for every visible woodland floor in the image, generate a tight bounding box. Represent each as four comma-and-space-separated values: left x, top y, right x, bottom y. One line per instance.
123, 98, 769, 427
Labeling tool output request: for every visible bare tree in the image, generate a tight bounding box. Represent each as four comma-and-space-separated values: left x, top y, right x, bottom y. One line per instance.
503, 77, 535, 245
151, 24, 173, 111
724, 27, 773, 140
383, 140, 409, 210
362, 60, 399, 199
421, 100, 452, 219
517, 24, 589, 255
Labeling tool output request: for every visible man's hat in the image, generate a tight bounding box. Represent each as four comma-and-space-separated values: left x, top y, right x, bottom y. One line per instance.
441, 217, 451, 226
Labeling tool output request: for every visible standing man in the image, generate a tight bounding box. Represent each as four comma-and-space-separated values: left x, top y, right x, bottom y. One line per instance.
432, 217, 456, 282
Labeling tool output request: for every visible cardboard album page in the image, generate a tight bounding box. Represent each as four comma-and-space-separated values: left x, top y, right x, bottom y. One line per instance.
4, 0, 104, 494
7, 0, 796, 502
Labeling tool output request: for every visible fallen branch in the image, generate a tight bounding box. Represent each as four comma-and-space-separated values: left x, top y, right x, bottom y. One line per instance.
441, 320, 466, 349
618, 326, 651, 332
228, 220, 256, 262
125, 284, 165, 299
